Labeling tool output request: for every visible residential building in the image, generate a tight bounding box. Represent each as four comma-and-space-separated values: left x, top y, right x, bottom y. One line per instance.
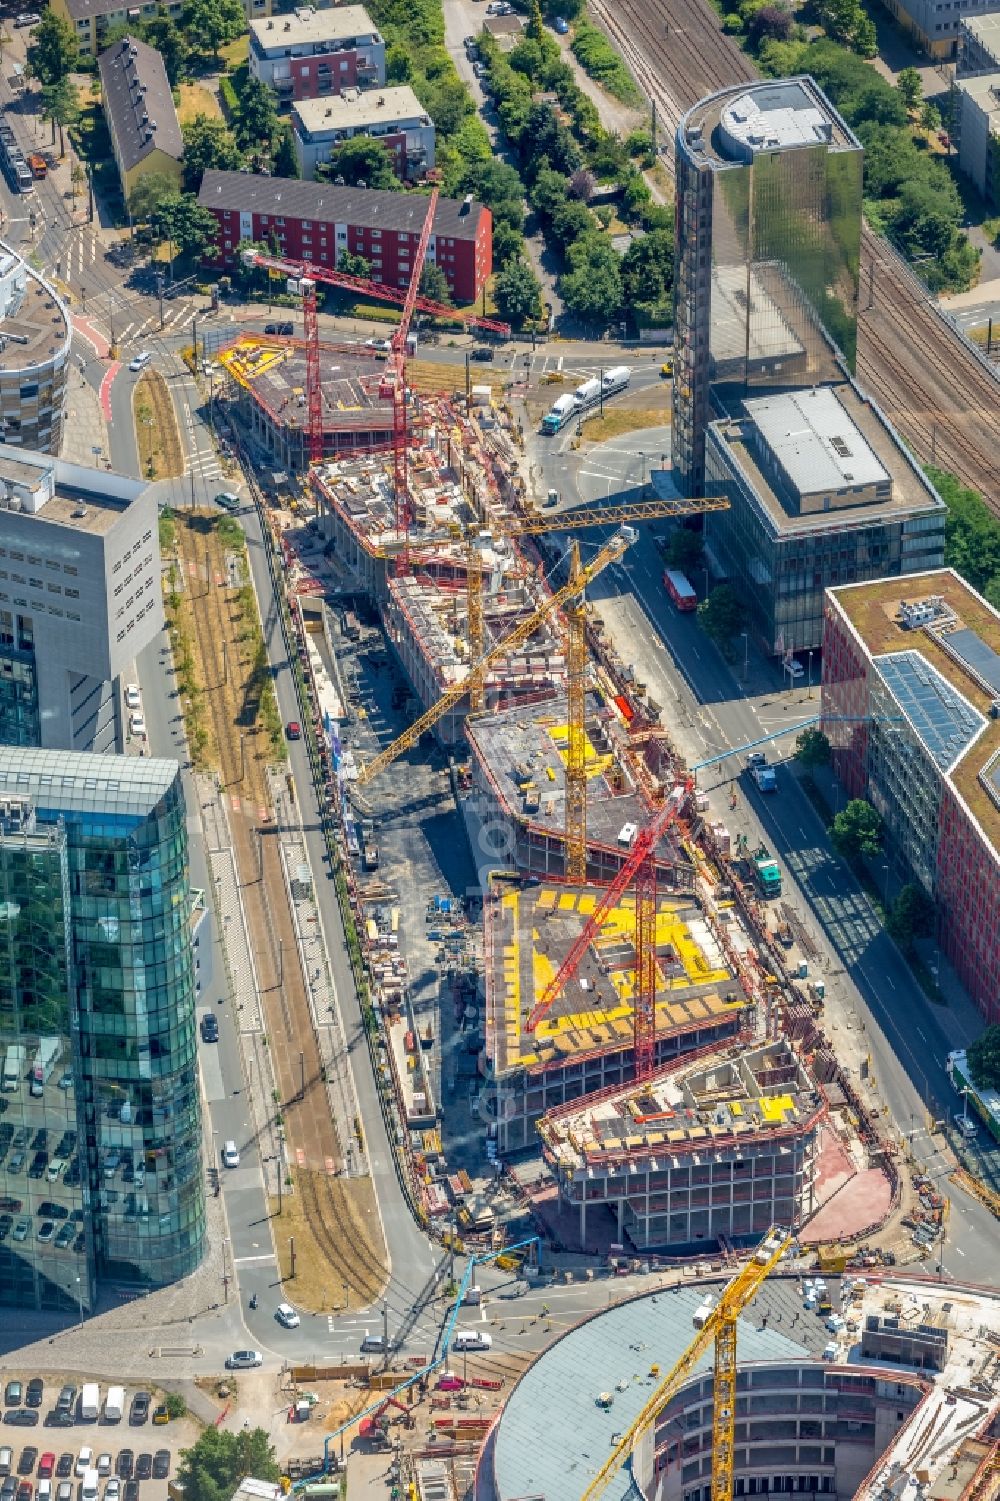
198, 170, 492, 303
98, 37, 183, 202
249, 5, 385, 105
704, 382, 945, 654
292, 85, 434, 180
52, 0, 269, 58
823, 570, 1000, 1024
0, 446, 162, 752
0, 246, 70, 456
880, 0, 994, 58
673, 78, 863, 496
482, 13, 527, 47
0, 751, 206, 1311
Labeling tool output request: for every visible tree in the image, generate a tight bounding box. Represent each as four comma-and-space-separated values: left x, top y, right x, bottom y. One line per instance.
154, 194, 220, 260
492, 221, 523, 268
140, 16, 188, 83
70, 161, 85, 204
794, 727, 832, 773
528, 164, 569, 222
885, 882, 934, 952
420, 263, 451, 304
829, 798, 883, 860
896, 66, 922, 110
272, 124, 298, 179
233, 75, 279, 155
559, 234, 622, 324
338, 250, 371, 279
177, 1428, 279, 1501
321, 136, 397, 190
26, 9, 78, 85
526, 0, 545, 43
567, 167, 596, 201
181, 0, 245, 63
385, 42, 413, 83
40, 78, 79, 157
696, 584, 746, 656
665, 527, 704, 572
182, 115, 241, 193
550, 198, 594, 250
967, 1024, 1000, 1092
128, 171, 179, 226
494, 256, 541, 328
621, 227, 674, 324
747, 3, 794, 46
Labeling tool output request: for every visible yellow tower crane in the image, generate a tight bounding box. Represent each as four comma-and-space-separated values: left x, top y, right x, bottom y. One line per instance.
580, 1226, 793, 1501
353, 525, 639, 789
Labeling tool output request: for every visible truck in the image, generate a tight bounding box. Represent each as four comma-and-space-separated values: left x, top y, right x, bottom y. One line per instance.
360, 820, 379, 872
946, 1050, 1000, 1144
663, 569, 698, 611
27, 153, 46, 179
30, 1036, 61, 1096
79, 1385, 100, 1422
573, 376, 603, 412
2, 1044, 25, 1092
748, 754, 777, 793
752, 846, 782, 899
540, 394, 578, 435
601, 365, 631, 395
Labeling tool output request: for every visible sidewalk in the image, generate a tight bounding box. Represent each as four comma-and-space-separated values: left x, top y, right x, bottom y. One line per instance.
60, 358, 110, 465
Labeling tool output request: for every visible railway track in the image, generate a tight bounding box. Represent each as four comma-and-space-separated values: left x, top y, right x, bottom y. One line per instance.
592, 0, 1000, 510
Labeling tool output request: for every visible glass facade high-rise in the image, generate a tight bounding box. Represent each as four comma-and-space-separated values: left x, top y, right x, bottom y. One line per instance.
0, 750, 205, 1312
673, 78, 863, 495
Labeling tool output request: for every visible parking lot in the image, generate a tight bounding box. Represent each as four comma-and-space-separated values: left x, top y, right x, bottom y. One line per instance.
0, 1379, 201, 1501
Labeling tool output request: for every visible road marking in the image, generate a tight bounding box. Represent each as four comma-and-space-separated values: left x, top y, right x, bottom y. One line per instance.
955, 1246, 966, 1257
916, 1027, 928, 1042
885, 974, 895, 990
232, 1252, 277, 1265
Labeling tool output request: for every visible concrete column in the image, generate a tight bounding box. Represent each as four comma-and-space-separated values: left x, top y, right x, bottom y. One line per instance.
580, 1195, 586, 1245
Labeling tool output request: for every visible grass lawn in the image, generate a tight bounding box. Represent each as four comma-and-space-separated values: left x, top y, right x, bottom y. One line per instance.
217, 34, 249, 69
580, 406, 668, 441
177, 81, 221, 125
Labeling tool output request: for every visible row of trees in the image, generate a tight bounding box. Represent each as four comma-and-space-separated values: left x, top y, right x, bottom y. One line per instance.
734, 29, 979, 291
929, 466, 1000, 609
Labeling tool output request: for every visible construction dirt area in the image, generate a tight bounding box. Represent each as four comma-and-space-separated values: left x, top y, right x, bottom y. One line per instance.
169, 508, 388, 1309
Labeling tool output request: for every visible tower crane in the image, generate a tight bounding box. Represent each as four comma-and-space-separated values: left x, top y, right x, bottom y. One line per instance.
241, 210, 509, 526
580, 1227, 793, 1501
385, 492, 731, 879
351, 525, 638, 790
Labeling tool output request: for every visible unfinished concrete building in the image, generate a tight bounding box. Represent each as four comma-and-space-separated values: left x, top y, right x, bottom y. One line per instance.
484, 875, 752, 1154
217, 334, 394, 471
537, 1040, 823, 1251
465, 691, 685, 883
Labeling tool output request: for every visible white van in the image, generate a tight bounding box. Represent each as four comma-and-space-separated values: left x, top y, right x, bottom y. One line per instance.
222, 1140, 239, 1168
104, 1386, 124, 1423
80, 1470, 99, 1501
80, 1384, 100, 1422
452, 1331, 492, 1352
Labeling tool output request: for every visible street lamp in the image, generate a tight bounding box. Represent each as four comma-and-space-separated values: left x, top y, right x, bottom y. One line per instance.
807, 650, 814, 700
881, 862, 891, 910
740, 632, 749, 682
75, 1275, 84, 1328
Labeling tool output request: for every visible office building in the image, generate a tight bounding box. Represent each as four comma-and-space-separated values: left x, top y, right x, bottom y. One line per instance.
199, 170, 492, 303
959, 13, 1000, 72
0, 246, 70, 457
954, 73, 1000, 204
249, 6, 385, 105
0, 446, 162, 752
53, 0, 269, 57
99, 37, 183, 202
880, 0, 994, 58
538, 1040, 822, 1250
673, 78, 863, 495
704, 382, 945, 653
292, 86, 435, 180
823, 570, 1000, 1024
0, 751, 206, 1312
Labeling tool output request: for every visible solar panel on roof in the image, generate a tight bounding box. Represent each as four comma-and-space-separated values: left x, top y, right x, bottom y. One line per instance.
946, 627, 1000, 694
874, 650, 987, 772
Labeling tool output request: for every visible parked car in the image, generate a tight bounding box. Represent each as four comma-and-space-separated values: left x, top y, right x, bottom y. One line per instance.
151, 1455, 169, 1481
23, 1399, 41, 1422
133, 1458, 151, 1482
127, 1395, 149, 1428
123, 684, 141, 712
214, 492, 240, 512
35, 1460, 52, 1482
200, 1014, 219, 1043
4, 1390, 21, 1412
554, 14, 569, 31
15, 1453, 35, 1476
128, 713, 145, 740
0, 1449, 11, 1476
53, 1460, 71, 1480
284, 721, 301, 741
224, 1352, 261, 1370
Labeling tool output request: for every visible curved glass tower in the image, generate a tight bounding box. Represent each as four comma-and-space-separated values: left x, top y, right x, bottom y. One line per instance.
0, 751, 205, 1310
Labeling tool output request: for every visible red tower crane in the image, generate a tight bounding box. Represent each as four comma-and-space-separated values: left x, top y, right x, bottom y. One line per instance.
241, 219, 509, 529
525, 779, 694, 1081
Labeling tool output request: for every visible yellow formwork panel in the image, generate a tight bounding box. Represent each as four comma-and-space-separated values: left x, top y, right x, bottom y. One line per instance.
759, 1094, 794, 1122
546, 724, 613, 779
536, 889, 558, 910
558, 893, 577, 911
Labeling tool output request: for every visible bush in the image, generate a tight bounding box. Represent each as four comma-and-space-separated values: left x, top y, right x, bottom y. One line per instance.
570, 20, 641, 104
218, 73, 239, 119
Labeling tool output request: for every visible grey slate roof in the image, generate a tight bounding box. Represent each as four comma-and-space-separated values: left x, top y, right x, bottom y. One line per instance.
197, 169, 487, 242
99, 36, 183, 175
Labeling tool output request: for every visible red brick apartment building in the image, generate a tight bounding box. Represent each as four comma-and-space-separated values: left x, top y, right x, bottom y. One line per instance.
198, 170, 492, 305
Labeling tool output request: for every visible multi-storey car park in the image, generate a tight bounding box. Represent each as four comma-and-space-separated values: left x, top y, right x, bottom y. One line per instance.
536, 1040, 823, 1251
483, 872, 751, 1155
822, 569, 1000, 1025
478, 1275, 997, 1501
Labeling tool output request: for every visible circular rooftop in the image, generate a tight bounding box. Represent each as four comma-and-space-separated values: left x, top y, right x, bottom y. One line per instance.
718, 81, 834, 161
485, 1281, 814, 1501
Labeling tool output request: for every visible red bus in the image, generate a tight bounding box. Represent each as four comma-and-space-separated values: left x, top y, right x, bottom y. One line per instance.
664, 568, 697, 611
